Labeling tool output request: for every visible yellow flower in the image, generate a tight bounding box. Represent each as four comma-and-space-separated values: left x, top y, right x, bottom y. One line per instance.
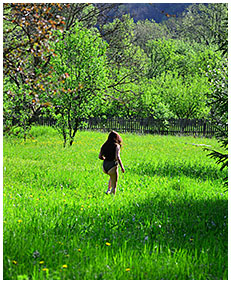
18, 220, 22, 223
62, 264, 68, 268
106, 242, 111, 246
42, 268, 48, 272
39, 261, 45, 264
125, 268, 131, 272
78, 249, 81, 252
12, 260, 17, 265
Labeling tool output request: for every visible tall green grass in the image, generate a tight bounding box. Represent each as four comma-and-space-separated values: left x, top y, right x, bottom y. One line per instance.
3, 127, 228, 280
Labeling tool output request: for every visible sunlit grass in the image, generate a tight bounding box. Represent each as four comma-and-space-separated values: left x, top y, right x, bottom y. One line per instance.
3, 126, 228, 279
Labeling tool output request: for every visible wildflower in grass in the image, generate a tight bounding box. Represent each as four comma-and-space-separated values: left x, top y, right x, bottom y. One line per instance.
78, 249, 81, 252
18, 219, 22, 223
126, 268, 130, 272
62, 264, 68, 268
12, 260, 17, 265
106, 242, 111, 246
42, 268, 48, 272
39, 261, 45, 264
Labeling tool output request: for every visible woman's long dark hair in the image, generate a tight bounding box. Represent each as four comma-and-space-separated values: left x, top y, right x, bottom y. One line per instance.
101, 131, 122, 160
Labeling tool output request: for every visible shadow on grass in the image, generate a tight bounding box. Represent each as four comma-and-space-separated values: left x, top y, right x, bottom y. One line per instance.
131, 161, 227, 181
4, 193, 228, 279
52, 195, 228, 260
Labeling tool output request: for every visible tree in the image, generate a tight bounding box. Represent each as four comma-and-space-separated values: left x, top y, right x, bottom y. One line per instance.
203, 10, 228, 186
51, 3, 123, 31
176, 3, 228, 46
148, 72, 210, 119
101, 15, 148, 81
100, 15, 148, 115
3, 3, 65, 138
205, 60, 228, 185
134, 19, 169, 52
146, 38, 221, 79
49, 22, 108, 147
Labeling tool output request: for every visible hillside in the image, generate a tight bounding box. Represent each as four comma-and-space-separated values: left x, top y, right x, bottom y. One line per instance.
120, 3, 191, 23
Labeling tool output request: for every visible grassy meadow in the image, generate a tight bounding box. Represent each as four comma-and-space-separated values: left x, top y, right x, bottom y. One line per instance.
3, 126, 228, 280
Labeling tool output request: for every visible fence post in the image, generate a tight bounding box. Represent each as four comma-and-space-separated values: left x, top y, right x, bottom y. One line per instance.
203, 120, 206, 136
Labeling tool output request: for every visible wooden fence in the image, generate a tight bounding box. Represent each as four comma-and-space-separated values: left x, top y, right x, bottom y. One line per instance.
36, 117, 227, 137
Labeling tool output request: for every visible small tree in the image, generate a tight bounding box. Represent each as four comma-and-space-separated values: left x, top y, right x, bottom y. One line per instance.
49, 22, 108, 147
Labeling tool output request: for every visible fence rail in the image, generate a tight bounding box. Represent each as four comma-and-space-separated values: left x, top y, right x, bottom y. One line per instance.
36, 117, 227, 137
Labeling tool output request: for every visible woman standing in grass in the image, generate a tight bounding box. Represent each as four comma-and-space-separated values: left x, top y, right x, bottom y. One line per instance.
99, 130, 125, 195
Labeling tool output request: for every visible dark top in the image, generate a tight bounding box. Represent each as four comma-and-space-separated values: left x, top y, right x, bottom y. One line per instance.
101, 142, 117, 161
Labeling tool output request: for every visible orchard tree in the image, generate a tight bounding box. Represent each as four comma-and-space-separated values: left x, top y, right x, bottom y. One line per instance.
49, 22, 108, 147
3, 3, 65, 138
146, 38, 221, 79
101, 15, 148, 83
100, 15, 148, 114
147, 39, 176, 78
152, 72, 210, 119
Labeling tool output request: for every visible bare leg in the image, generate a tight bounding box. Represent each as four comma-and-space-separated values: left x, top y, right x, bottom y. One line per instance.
105, 178, 111, 194
108, 178, 111, 190
108, 178, 111, 189
107, 166, 118, 195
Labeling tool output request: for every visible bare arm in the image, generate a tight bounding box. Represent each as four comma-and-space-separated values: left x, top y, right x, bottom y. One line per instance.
99, 148, 105, 160
115, 144, 125, 173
